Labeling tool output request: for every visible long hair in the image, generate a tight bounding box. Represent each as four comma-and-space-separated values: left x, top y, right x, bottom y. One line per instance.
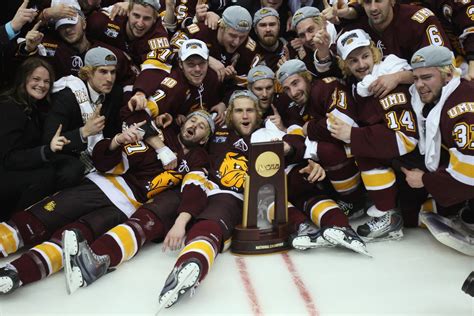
0, 57, 55, 111
337, 42, 382, 78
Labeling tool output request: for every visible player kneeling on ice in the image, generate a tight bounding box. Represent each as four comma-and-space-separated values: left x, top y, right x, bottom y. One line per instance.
399, 45, 474, 256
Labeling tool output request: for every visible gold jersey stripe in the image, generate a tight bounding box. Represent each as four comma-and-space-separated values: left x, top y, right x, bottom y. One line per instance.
33, 242, 63, 274
361, 168, 396, 191
141, 59, 172, 72
0, 223, 19, 255
310, 199, 338, 226
447, 149, 474, 185
396, 131, 417, 155
182, 173, 215, 191
179, 240, 216, 268
108, 224, 138, 262
146, 100, 160, 118
330, 173, 361, 193
104, 175, 142, 209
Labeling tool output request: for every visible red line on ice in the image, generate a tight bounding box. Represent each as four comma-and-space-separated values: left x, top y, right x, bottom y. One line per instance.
281, 253, 319, 316
235, 257, 264, 316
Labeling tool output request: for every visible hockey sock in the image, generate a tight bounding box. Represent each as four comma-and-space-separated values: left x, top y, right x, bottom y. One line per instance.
175, 220, 222, 283
360, 167, 397, 211
92, 208, 165, 267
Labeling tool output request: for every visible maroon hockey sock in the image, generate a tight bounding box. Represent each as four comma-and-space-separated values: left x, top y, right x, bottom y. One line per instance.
320, 209, 350, 228
368, 185, 397, 211
10, 211, 48, 246
288, 206, 308, 231
11, 251, 47, 285
50, 222, 94, 245
91, 235, 123, 267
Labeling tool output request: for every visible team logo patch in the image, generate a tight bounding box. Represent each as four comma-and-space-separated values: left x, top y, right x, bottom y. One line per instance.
146, 170, 183, 199
213, 136, 227, 143
44, 201, 56, 212
238, 20, 250, 28
411, 55, 425, 64
105, 28, 119, 38
341, 33, 358, 47
105, 54, 117, 62
217, 152, 248, 190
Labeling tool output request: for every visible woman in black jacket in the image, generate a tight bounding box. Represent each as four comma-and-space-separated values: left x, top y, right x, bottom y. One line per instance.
0, 57, 84, 220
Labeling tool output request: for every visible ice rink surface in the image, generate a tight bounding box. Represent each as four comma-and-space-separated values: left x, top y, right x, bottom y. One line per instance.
0, 227, 473, 316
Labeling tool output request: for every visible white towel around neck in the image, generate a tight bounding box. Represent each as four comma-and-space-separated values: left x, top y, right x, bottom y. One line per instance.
409, 76, 461, 171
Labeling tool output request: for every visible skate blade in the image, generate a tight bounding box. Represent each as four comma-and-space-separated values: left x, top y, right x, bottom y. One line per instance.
361, 229, 404, 243
291, 236, 334, 251
62, 231, 81, 295
323, 230, 372, 257
156, 263, 199, 314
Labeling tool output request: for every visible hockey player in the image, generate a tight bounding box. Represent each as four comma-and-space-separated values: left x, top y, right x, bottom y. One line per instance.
252, 7, 287, 72
277, 59, 367, 218
86, 0, 174, 68
127, 39, 226, 125
287, 6, 338, 76
18, 7, 138, 86
328, 29, 418, 241
60, 110, 215, 294
399, 45, 474, 255
156, 89, 369, 310
0, 110, 213, 294
172, 6, 260, 89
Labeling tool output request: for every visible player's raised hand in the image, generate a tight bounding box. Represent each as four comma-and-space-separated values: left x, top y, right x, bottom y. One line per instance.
11, 0, 38, 33
50, 124, 71, 152
25, 20, 43, 52
110, 1, 128, 20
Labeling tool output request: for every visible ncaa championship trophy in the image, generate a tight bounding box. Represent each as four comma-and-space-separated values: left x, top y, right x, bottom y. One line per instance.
232, 141, 290, 254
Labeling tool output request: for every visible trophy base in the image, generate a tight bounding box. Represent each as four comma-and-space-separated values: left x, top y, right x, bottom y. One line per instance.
231, 224, 290, 255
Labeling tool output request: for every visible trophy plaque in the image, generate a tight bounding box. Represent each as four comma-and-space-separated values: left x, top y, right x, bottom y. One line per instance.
231, 141, 290, 254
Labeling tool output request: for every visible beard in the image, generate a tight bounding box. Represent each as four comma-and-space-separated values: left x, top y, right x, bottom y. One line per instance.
259, 34, 278, 47
178, 132, 200, 149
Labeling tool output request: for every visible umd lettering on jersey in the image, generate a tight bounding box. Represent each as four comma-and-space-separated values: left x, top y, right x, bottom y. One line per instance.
411, 8, 435, 23
448, 102, 474, 118
148, 37, 170, 50
379, 93, 407, 110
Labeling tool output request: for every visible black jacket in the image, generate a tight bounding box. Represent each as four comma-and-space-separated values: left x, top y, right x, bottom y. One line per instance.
42, 82, 123, 155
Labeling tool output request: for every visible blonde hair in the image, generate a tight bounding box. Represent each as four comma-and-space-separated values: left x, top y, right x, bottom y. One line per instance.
225, 96, 263, 128
337, 43, 382, 78
78, 65, 97, 81
438, 64, 461, 79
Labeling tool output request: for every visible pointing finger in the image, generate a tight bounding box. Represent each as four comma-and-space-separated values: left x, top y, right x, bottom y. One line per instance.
32, 20, 42, 31
55, 124, 62, 137
20, 0, 29, 9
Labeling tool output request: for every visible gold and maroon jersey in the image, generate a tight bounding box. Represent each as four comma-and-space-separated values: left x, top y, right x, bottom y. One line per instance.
304, 77, 357, 143
86, 11, 172, 68
422, 80, 474, 205
351, 84, 418, 160
89, 123, 209, 217
130, 66, 223, 118
344, 3, 451, 61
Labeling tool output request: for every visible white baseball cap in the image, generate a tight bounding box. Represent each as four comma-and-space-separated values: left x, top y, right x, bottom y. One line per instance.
337, 29, 371, 60
52, 0, 82, 30
179, 39, 209, 61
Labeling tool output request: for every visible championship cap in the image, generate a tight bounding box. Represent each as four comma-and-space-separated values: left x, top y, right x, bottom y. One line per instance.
187, 110, 215, 134
247, 65, 275, 84
52, 0, 82, 30
253, 7, 279, 27
135, 0, 161, 11
410, 45, 454, 69
229, 89, 259, 105
85, 47, 117, 67
276, 59, 307, 84
222, 6, 252, 33
337, 29, 371, 60
292, 6, 320, 29
179, 39, 209, 61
